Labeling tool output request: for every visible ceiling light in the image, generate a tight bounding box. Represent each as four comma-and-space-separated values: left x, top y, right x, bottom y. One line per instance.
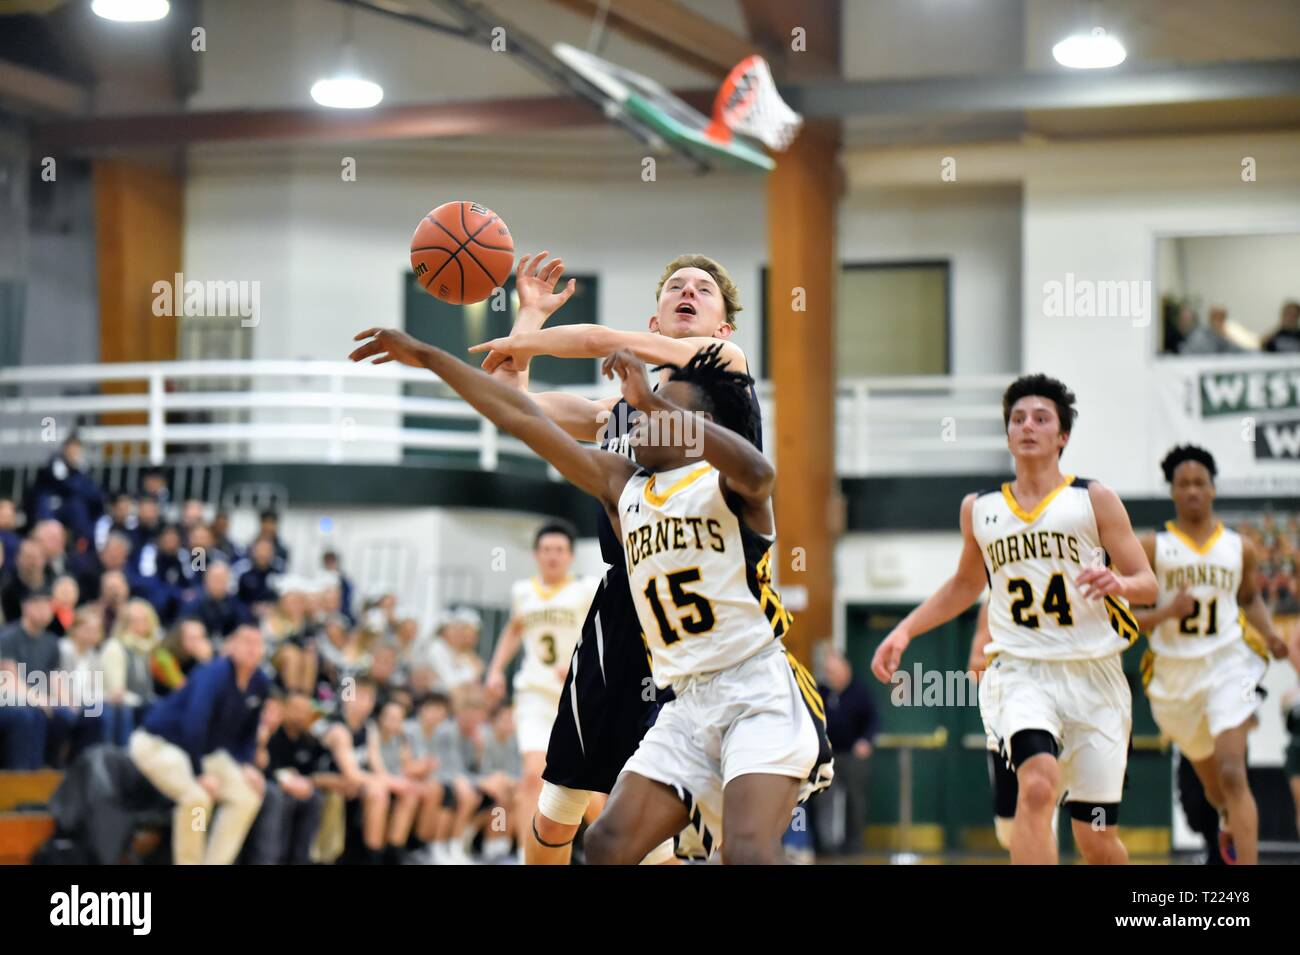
1052, 27, 1126, 69
311, 73, 384, 109
91, 0, 170, 22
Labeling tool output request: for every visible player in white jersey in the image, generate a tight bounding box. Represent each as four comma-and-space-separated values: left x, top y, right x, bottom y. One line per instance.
871, 374, 1156, 864
351, 327, 831, 864
485, 520, 599, 861
1132, 445, 1289, 865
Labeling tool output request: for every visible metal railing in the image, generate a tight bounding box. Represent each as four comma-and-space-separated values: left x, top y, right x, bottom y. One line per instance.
0, 360, 1013, 476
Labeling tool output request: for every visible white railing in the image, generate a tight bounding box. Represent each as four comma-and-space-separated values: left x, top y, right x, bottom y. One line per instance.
0, 360, 1012, 476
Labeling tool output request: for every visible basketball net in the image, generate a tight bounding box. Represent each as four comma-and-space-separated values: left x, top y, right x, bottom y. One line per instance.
704, 56, 802, 152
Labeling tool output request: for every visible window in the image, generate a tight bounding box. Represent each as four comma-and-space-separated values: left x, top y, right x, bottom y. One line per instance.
760, 261, 951, 377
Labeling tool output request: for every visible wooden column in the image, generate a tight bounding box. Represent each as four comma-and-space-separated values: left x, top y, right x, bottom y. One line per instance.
93, 159, 182, 452
94, 158, 183, 364
767, 120, 840, 664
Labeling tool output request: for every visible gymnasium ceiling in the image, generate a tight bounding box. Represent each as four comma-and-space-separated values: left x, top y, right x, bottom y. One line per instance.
1, 0, 1298, 159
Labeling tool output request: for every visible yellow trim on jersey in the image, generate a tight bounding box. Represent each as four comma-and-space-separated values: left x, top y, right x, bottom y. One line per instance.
753, 550, 793, 638
1104, 594, 1140, 647
785, 649, 826, 722
1164, 520, 1225, 557
530, 575, 575, 602
1000, 474, 1075, 525
1241, 614, 1270, 662
1140, 648, 1155, 690
643, 464, 713, 507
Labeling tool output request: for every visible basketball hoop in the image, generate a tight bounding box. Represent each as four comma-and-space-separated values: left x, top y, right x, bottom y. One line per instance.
704, 55, 802, 152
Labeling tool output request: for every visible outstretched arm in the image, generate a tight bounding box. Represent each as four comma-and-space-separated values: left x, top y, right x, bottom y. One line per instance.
349, 328, 633, 505
485, 253, 622, 442
871, 494, 989, 683
473, 327, 748, 377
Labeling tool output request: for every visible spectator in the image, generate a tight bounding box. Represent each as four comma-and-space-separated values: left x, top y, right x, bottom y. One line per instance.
233, 538, 281, 611
256, 510, 289, 571
49, 574, 79, 637
264, 589, 318, 695
1263, 300, 1300, 353
140, 468, 170, 511
322, 550, 354, 623
429, 607, 484, 693
32, 519, 70, 578
56, 607, 109, 763
151, 618, 214, 697
131, 496, 163, 553
370, 643, 401, 707
26, 435, 102, 545
248, 691, 326, 865
70, 531, 134, 606
392, 617, 429, 683
813, 648, 880, 858
1, 538, 54, 622
366, 699, 424, 864
429, 687, 485, 865
362, 593, 400, 640
210, 510, 242, 563
315, 618, 371, 705
101, 598, 165, 745
479, 704, 521, 860
404, 693, 452, 863
0, 499, 21, 563
95, 570, 130, 638
180, 562, 253, 641
318, 678, 389, 863
184, 524, 220, 591
1180, 305, 1244, 355
137, 524, 193, 625
94, 492, 136, 554
128, 624, 269, 865
0, 588, 68, 768
179, 500, 206, 547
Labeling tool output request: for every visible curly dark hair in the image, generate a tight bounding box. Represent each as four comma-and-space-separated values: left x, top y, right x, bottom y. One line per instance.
1160, 444, 1217, 483
653, 343, 759, 447
1002, 374, 1078, 456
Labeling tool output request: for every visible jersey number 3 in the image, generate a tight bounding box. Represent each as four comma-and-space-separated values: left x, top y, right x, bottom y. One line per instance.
1007, 573, 1074, 629
643, 568, 716, 645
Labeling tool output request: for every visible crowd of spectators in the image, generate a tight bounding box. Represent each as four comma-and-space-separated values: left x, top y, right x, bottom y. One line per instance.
0, 436, 522, 865
1163, 299, 1300, 356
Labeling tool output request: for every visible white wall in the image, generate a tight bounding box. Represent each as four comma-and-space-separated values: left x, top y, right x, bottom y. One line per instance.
839, 186, 1023, 375
1172, 233, 1300, 338
1021, 132, 1300, 495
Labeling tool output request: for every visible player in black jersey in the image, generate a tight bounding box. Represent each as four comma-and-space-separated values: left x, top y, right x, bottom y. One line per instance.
468, 252, 758, 863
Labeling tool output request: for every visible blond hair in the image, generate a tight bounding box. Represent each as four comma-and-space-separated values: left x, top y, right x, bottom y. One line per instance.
655, 254, 743, 329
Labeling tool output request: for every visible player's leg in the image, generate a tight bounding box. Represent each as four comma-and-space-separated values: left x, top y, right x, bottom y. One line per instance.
584, 771, 690, 865
1290, 773, 1300, 841
720, 773, 802, 865
584, 791, 606, 823
528, 780, 590, 864
1208, 720, 1257, 864
987, 748, 1018, 850
1010, 743, 1061, 865
515, 750, 547, 852
1060, 656, 1131, 865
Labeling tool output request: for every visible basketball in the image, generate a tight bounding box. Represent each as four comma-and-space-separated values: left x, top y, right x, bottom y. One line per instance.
410, 200, 514, 305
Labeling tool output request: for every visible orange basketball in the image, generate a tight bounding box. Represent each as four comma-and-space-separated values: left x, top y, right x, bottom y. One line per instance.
409, 201, 514, 305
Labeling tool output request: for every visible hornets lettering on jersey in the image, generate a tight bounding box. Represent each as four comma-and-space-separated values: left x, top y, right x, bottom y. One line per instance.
974, 475, 1140, 660
617, 462, 795, 684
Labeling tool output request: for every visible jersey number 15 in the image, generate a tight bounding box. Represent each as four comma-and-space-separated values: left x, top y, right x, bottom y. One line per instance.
643, 568, 716, 645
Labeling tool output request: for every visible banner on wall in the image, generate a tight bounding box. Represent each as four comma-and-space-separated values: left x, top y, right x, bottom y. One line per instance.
1151, 359, 1300, 495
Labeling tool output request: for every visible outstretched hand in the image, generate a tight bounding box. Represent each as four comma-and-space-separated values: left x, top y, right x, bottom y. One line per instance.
468, 334, 531, 374
349, 328, 429, 368
602, 349, 656, 410
515, 251, 576, 317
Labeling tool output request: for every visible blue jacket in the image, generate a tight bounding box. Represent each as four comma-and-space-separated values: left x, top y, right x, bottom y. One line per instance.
141, 657, 270, 773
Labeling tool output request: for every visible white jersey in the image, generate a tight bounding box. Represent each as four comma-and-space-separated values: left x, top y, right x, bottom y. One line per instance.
510, 575, 598, 699
973, 475, 1140, 661
1150, 522, 1247, 659
618, 462, 791, 685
